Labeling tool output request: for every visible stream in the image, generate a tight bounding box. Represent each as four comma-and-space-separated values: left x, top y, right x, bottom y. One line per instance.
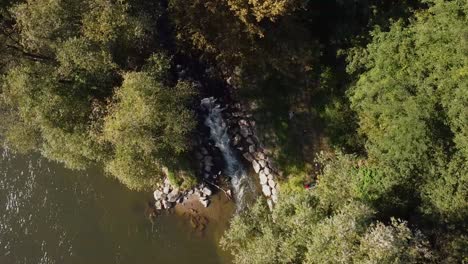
201, 97, 255, 211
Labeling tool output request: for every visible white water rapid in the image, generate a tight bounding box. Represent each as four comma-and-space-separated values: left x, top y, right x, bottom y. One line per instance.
201, 97, 254, 211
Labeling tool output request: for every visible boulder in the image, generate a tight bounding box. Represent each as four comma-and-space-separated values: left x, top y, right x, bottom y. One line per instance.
233, 134, 242, 146
204, 155, 213, 165
204, 164, 212, 173
167, 189, 180, 203
267, 174, 274, 180
259, 172, 268, 184
246, 137, 254, 145
238, 119, 248, 126
153, 190, 163, 200
202, 187, 213, 196
243, 152, 254, 162
240, 127, 251, 138
162, 200, 174, 209
262, 185, 272, 196
256, 152, 265, 160
248, 145, 256, 153
200, 198, 210, 207
155, 200, 162, 210
252, 160, 261, 173
258, 159, 266, 168
268, 179, 276, 188
163, 185, 170, 194
263, 166, 271, 176
201, 147, 208, 155
271, 187, 278, 196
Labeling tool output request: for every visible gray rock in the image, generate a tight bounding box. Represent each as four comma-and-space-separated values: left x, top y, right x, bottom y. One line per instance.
153, 190, 163, 200
246, 137, 255, 145
259, 171, 268, 184
243, 152, 254, 162
252, 160, 261, 173
238, 119, 248, 126
167, 189, 180, 203
201, 147, 208, 155
195, 152, 203, 160
205, 164, 212, 173
267, 174, 274, 180
248, 145, 256, 153
204, 155, 213, 165
240, 127, 251, 138
200, 198, 210, 207
258, 159, 266, 168
163, 186, 170, 194
233, 134, 242, 146
262, 185, 272, 196
268, 179, 276, 188
271, 187, 278, 196
263, 166, 271, 176
202, 187, 212, 196
155, 200, 162, 210
256, 152, 265, 160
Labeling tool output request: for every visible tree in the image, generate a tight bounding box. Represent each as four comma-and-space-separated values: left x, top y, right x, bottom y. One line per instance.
103, 57, 196, 189
347, 0, 468, 215
0, 0, 197, 189
221, 192, 432, 264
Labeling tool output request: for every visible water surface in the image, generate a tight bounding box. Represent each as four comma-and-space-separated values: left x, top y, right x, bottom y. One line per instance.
0, 148, 231, 264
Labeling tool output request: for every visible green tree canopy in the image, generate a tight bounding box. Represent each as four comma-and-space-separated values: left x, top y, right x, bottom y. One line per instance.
103, 66, 196, 190
0, 0, 196, 189
347, 0, 468, 221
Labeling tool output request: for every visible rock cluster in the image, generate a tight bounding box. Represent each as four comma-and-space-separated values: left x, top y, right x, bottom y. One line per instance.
228, 104, 280, 210
153, 178, 214, 210
195, 146, 222, 181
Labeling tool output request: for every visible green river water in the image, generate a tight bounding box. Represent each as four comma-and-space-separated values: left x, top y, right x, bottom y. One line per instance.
0, 148, 233, 264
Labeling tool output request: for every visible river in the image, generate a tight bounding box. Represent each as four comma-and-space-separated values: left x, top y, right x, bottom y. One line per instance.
0, 148, 233, 264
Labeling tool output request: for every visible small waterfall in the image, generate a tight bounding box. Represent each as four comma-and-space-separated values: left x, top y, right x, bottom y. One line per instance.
201, 97, 254, 211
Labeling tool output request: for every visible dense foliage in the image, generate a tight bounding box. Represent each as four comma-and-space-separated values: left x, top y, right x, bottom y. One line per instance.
222, 1, 467, 263
0, 0, 466, 262
0, 0, 195, 189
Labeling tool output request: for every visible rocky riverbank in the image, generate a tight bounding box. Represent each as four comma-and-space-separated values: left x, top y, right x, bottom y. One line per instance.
152, 96, 281, 213
226, 102, 281, 210
153, 176, 224, 210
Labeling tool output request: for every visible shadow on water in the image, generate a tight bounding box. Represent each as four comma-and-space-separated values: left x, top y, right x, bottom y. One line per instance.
0, 148, 233, 264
